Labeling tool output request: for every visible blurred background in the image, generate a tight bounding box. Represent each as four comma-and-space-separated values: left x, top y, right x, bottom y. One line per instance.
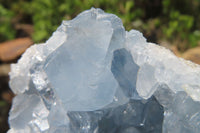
0, 0, 200, 132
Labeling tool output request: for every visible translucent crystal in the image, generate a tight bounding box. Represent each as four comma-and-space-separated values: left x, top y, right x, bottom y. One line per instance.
8, 8, 200, 133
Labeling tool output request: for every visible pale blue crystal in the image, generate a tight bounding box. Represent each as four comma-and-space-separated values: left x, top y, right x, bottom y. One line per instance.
8, 8, 200, 133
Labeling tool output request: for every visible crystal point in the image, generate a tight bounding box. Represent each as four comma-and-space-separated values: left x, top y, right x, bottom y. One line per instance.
8, 8, 200, 133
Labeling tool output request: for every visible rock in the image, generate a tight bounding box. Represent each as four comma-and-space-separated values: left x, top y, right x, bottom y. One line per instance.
182, 46, 200, 65
8, 8, 200, 133
0, 37, 33, 62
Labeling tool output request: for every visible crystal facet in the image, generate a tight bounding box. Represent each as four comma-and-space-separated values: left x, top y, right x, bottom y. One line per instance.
8, 8, 200, 133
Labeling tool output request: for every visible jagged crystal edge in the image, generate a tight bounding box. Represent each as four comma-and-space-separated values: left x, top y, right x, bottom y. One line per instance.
125, 29, 200, 101
8, 8, 200, 133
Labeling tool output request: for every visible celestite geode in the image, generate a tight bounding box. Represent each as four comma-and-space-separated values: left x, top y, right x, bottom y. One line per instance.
8, 8, 200, 133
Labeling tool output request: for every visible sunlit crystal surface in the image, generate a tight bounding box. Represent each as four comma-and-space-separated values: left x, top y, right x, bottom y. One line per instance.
8, 8, 200, 133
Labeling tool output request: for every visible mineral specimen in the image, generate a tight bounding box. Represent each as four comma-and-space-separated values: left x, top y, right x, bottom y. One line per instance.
8, 8, 200, 133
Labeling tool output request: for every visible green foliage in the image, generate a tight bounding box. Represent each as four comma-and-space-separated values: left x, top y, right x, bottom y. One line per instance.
28, 0, 143, 42
0, 4, 15, 41
161, 0, 200, 50
0, 100, 6, 107
0, 0, 144, 42
0, 0, 199, 50
163, 11, 194, 39
189, 31, 200, 47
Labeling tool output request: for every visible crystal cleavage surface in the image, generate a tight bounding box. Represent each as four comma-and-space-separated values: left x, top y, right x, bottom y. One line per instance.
8, 8, 200, 133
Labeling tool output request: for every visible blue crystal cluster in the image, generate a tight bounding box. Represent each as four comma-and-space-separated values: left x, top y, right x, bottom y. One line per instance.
8, 8, 200, 133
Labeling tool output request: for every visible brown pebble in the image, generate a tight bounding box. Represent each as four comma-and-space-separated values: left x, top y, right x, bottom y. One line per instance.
182, 47, 200, 65
0, 37, 33, 62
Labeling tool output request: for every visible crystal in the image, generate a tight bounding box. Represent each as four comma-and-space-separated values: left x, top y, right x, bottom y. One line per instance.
8, 8, 200, 133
